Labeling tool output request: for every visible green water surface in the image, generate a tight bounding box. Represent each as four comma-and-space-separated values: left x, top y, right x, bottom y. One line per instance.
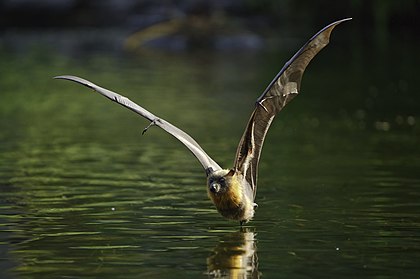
1, 29, 419, 278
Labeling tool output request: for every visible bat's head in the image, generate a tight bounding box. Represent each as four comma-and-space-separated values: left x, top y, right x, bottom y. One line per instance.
207, 169, 252, 221
207, 169, 235, 195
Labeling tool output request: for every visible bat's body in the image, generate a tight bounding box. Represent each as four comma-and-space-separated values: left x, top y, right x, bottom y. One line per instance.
207, 169, 255, 223
56, 18, 351, 225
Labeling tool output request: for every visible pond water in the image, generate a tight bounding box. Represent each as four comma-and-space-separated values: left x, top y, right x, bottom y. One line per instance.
1, 28, 419, 278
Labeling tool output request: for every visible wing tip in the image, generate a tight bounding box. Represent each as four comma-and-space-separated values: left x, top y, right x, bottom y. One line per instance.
333, 17, 353, 24
53, 75, 96, 90
311, 17, 352, 41
54, 75, 76, 81
327, 18, 353, 29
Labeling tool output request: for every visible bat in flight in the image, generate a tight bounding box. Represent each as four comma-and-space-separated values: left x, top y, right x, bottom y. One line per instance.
56, 18, 351, 225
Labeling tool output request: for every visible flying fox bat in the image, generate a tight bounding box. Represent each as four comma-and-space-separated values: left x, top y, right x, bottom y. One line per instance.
56, 18, 351, 225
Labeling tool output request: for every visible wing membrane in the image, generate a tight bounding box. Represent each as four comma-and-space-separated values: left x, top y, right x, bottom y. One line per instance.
55, 75, 221, 175
234, 18, 351, 197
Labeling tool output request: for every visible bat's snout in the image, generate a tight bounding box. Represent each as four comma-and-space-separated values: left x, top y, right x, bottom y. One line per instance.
209, 182, 221, 193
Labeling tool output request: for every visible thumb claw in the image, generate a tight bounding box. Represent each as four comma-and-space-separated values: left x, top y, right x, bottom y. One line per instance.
142, 119, 159, 135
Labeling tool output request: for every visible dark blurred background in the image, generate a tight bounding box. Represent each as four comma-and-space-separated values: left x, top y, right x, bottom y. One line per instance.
0, 0, 419, 52
1, 0, 418, 31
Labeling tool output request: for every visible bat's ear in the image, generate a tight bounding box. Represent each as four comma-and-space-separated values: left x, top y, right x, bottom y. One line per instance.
227, 169, 235, 177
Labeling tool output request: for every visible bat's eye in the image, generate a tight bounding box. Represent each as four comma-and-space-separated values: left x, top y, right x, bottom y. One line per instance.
219, 177, 226, 184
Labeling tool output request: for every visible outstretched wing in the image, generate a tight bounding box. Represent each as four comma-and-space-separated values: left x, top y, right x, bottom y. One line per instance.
55, 75, 222, 175
234, 18, 351, 198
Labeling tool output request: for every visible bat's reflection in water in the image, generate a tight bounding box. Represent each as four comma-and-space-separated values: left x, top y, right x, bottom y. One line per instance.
207, 228, 259, 278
